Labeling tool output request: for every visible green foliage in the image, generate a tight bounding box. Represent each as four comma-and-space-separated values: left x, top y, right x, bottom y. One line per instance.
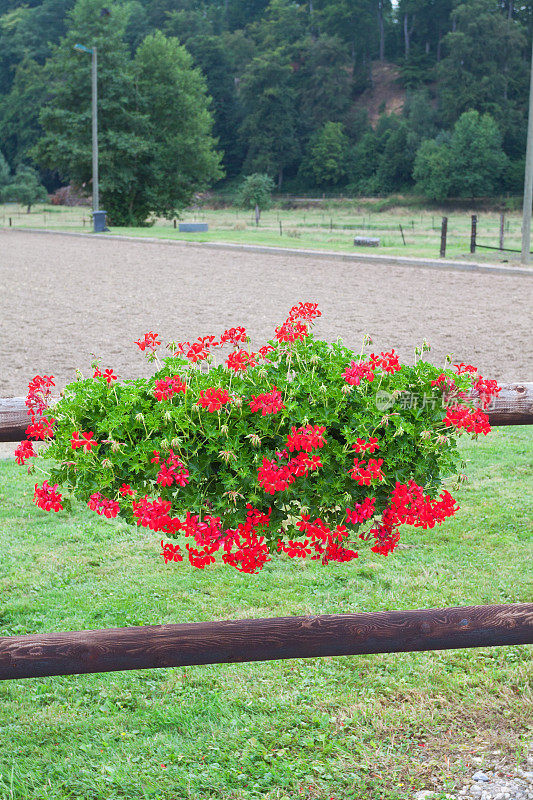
239, 52, 300, 188
413, 138, 452, 201
0, 0, 529, 198
9, 164, 48, 210
303, 121, 350, 187
26, 307, 494, 574
129, 32, 223, 223
34, 1, 221, 225
0, 151, 10, 200
414, 111, 507, 200
237, 173, 275, 214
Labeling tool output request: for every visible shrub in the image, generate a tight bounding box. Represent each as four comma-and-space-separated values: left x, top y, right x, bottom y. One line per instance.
18, 305, 500, 574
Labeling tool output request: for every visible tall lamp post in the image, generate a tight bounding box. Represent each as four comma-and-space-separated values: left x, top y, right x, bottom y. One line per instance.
521, 37, 533, 264
74, 43, 106, 232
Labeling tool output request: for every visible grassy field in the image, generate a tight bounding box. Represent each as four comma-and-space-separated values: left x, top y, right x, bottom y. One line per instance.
1, 201, 528, 263
0, 427, 532, 800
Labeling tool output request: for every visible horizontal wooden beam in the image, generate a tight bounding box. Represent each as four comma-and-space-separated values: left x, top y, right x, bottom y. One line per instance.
1, 603, 532, 681
1, 383, 532, 442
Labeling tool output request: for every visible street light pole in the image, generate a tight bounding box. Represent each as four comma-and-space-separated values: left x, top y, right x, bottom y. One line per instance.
91, 45, 99, 215
521, 37, 533, 264
74, 42, 105, 231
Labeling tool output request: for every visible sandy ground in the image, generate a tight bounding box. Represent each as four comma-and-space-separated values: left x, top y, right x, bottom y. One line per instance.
1, 229, 532, 456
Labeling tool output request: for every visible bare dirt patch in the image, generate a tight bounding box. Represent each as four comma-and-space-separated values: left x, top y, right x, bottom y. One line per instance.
1, 229, 531, 421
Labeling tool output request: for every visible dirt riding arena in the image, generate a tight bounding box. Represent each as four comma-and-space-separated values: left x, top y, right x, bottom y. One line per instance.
1, 230, 532, 434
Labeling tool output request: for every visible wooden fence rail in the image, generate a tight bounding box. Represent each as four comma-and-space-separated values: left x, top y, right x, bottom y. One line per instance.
1, 383, 533, 441
1, 604, 532, 681
1, 384, 532, 682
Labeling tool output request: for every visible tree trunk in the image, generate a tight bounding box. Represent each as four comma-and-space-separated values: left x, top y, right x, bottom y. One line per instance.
26, 204, 31, 214
255, 204, 260, 226
404, 13, 409, 58
378, 0, 385, 62
277, 167, 283, 190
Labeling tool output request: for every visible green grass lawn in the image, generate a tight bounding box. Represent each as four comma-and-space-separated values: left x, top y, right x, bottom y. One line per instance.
0, 428, 532, 800
2, 202, 529, 265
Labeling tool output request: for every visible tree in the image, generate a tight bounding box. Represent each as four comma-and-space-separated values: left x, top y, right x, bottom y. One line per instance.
0, 151, 12, 201
238, 173, 274, 225
35, 1, 222, 225
0, 56, 47, 168
303, 121, 349, 187
413, 110, 507, 199
412, 137, 452, 200
178, 34, 245, 179
35, 0, 149, 224
447, 110, 507, 197
437, 0, 528, 128
9, 165, 47, 211
239, 52, 300, 189
131, 32, 223, 223
375, 119, 418, 193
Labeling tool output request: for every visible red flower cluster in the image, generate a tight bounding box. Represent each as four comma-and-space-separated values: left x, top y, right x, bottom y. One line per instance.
443, 405, 491, 435
156, 450, 189, 488
71, 431, 98, 452
286, 425, 326, 452
161, 541, 184, 563
287, 302, 322, 323
472, 376, 501, 409
226, 349, 258, 372
88, 492, 120, 518
135, 331, 161, 352
388, 481, 458, 529
159, 506, 272, 573
277, 515, 358, 565
26, 416, 55, 440
220, 327, 247, 345
369, 481, 458, 556
34, 480, 63, 512
343, 361, 375, 386
352, 437, 379, 454
154, 375, 187, 401
133, 496, 173, 531
221, 506, 272, 573
369, 514, 401, 556
372, 350, 401, 374
15, 440, 36, 465
346, 496, 376, 524
274, 319, 309, 344
93, 367, 118, 384
198, 387, 231, 412
349, 457, 385, 486
454, 362, 477, 374
249, 386, 285, 416
26, 375, 55, 415
119, 483, 135, 496
257, 452, 321, 494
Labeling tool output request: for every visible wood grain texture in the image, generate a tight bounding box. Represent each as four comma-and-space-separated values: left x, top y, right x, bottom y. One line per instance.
1, 384, 532, 441
1, 603, 532, 681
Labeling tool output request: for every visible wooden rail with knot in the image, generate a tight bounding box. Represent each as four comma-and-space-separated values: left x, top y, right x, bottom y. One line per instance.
0, 383, 531, 681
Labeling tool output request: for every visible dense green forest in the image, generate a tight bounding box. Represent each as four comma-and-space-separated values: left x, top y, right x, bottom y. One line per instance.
0, 0, 532, 218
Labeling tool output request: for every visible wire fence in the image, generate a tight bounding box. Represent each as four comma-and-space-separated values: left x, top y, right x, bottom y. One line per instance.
1, 203, 528, 259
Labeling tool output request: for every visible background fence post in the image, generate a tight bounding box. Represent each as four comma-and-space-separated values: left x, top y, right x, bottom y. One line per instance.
500, 213, 505, 250
399, 223, 406, 245
440, 216, 448, 257
470, 215, 477, 254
